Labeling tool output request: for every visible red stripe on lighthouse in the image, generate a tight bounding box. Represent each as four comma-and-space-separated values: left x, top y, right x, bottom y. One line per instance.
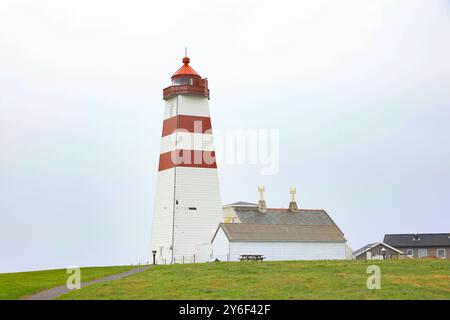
158, 149, 217, 171
162, 115, 212, 137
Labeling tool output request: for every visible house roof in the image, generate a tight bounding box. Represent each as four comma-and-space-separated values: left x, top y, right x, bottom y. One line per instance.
213, 223, 346, 242
384, 233, 450, 247
352, 242, 377, 257
231, 206, 344, 235
352, 242, 405, 257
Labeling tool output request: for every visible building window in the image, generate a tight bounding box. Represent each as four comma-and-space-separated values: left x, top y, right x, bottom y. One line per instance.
437, 248, 446, 259
169, 104, 176, 117
172, 77, 193, 86
406, 249, 413, 257
418, 248, 428, 258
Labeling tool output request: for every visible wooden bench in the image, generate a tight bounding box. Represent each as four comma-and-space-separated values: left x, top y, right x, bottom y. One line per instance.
239, 254, 265, 261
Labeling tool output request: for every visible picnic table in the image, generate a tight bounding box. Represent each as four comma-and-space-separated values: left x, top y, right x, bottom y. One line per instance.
239, 254, 265, 261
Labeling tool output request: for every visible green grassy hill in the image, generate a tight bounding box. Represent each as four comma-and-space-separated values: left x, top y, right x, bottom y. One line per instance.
0, 265, 138, 300
60, 259, 450, 300
2, 260, 449, 300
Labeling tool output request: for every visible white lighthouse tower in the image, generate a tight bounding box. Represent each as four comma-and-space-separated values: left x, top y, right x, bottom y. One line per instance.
150, 55, 223, 264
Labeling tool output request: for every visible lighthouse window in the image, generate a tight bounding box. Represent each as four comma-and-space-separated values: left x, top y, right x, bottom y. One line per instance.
188, 207, 197, 211
172, 77, 192, 86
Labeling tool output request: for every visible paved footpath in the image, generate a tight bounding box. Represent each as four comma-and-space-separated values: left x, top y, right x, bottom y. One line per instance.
21, 266, 152, 300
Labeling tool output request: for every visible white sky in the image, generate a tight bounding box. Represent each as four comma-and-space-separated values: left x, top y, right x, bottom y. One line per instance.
1, 0, 449, 272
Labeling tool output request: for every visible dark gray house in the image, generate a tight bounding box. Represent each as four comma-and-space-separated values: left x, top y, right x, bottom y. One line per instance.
384, 233, 450, 260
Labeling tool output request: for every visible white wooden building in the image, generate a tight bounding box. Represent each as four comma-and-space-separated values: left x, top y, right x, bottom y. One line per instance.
212, 198, 349, 261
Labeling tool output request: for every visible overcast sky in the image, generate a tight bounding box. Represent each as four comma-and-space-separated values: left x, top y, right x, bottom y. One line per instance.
1, 0, 449, 272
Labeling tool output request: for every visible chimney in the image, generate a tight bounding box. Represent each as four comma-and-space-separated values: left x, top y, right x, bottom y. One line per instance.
257, 185, 267, 213
288, 187, 298, 212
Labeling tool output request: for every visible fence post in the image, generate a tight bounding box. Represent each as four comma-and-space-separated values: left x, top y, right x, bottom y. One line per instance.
193, 254, 196, 263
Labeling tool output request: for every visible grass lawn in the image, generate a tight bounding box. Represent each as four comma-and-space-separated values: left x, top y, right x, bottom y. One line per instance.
0, 265, 139, 300
60, 259, 450, 300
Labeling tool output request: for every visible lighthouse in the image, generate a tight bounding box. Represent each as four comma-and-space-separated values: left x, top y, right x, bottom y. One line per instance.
150, 55, 223, 264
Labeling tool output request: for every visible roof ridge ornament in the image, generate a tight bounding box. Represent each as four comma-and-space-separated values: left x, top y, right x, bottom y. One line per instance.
289, 187, 299, 212
290, 187, 296, 202
257, 185, 267, 213
258, 185, 265, 201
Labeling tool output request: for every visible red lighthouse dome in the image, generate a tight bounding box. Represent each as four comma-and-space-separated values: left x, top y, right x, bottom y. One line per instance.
163, 56, 209, 100
171, 56, 201, 79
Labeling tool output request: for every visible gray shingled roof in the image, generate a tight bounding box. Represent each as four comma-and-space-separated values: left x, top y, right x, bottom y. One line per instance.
384, 233, 450, 247
233, 207, 340, 230
216, 223, 346, 242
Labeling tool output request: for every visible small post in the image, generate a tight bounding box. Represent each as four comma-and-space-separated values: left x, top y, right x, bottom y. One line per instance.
193, 254, 196, 263
381, 247, 386, 260
152, 250, 157, 265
